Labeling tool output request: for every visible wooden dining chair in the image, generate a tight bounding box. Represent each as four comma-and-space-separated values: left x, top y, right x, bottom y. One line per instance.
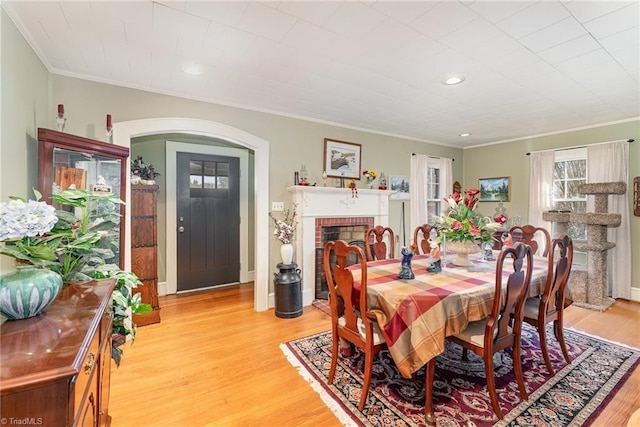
443, 242, 533, 420
323, 240, 387, 411
509, 224, 551, 257
365, 225, 396, 261
413, 224, 432, 255
523, 235, 573, 375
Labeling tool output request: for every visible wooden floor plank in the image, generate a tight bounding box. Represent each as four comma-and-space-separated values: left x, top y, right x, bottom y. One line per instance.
109, 284, 640, 426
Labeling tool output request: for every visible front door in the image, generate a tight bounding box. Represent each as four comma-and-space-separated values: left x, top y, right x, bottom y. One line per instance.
176, 152, 240, 291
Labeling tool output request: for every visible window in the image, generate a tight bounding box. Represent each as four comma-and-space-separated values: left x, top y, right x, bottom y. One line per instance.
190, 160, 229, 189
553, 148, 587, 240
426, 158, 442, 223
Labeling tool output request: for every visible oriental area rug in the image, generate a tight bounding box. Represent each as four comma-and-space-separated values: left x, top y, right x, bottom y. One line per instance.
281, 324, 639, 426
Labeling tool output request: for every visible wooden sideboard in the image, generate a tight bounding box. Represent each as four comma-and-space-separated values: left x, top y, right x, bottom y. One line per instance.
0, 279, 116, 426
131, 184, 161, 326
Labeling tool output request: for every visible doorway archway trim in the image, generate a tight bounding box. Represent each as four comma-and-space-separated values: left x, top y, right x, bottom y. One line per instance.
113, 118, 270, 312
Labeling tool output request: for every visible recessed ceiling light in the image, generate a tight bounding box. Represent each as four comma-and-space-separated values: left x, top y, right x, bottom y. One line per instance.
442, 76, 465, 85
182, 63, 203, 76
459, 133, 471, 137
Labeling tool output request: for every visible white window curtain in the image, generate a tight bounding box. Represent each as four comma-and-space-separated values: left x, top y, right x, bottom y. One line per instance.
528, 151, 555, 255
410, 155, 452, 244
439, 157, 453, 212
587, 141, 631, 300
410, 154, 430, 242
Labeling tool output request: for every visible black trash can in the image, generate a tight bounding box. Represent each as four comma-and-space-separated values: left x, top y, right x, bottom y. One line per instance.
274, 262, 302, 318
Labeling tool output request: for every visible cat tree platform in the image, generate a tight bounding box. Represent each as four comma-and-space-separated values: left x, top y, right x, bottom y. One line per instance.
543, 182, 625, 311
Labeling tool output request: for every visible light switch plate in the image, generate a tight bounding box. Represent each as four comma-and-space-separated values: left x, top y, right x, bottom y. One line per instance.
272, 202, 284, 211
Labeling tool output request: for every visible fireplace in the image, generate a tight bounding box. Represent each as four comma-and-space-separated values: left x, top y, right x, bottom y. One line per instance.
314, 220, 373, 299
288, 186, 392, 306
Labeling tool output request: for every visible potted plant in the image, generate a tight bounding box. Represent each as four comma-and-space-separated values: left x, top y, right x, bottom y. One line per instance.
131, 155, 160, 185
0, 189, 151, 365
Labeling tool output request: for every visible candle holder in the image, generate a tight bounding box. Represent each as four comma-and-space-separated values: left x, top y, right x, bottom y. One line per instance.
56, 115, 66, 132
56, 104, 66, 132
105, 114, 113, 142
299, 164, 309, 186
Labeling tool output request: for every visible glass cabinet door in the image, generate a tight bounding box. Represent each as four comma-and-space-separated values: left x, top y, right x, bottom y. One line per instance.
38, 128, 129, 268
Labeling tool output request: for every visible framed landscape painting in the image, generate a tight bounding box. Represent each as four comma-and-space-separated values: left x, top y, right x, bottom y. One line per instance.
323, 138, 361, 179
479, 176, 510, 202
390, 175, 410, 200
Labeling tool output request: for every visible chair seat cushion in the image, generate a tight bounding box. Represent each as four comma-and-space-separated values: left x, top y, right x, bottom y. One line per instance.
524, 297, 541, 319
338, 315, 386, 346
453, 319, 512, 348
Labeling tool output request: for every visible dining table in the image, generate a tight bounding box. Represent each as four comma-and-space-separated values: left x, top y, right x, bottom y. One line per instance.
349, 250, 550, 424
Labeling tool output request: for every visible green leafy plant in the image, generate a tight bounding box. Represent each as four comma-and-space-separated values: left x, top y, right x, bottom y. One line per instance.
0, 188, 151, 365
95, 266, 152, 366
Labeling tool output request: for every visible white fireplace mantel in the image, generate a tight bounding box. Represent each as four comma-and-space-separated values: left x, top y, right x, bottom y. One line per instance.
288, 185, 393, 306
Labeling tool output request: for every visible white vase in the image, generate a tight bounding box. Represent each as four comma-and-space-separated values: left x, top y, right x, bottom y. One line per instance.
448, 241, 481, 267
280, 243, 294, 265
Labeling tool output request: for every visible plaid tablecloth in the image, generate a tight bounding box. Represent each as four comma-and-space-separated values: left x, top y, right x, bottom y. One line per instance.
350, 252, 549, 378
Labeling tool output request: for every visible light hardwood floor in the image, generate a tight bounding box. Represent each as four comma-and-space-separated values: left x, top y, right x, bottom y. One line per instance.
110, 284, 640, 426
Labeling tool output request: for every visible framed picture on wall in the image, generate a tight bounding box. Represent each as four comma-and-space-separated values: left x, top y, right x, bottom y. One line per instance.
479, 176, 510, 202
390, 175, 410, 200
323, 138, 361, 179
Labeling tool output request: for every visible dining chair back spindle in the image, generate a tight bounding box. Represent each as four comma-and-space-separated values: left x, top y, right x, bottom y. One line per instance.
323, 240, 387, 411
443, 242, 534, 420
365, 225, 396, 261
413, 224, 433, 255
509, 224, 551, 257
523, 235, 573, 375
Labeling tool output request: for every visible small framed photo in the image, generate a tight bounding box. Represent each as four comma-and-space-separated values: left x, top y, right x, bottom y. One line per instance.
479, 176, 510, 202
389, 175, 410, 200
323, 138, 361, 179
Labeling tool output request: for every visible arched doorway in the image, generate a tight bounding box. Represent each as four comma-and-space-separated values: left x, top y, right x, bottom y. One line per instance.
113, 118, 270, 311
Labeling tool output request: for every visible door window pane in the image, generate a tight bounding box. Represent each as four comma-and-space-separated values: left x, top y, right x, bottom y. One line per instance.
189, 160, 230, 189
190, 161, 203, 188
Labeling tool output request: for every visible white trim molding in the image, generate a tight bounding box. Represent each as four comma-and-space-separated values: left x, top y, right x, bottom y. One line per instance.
113, 118, 270, 312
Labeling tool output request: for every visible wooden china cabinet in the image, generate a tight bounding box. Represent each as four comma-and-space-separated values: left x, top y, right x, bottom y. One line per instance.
0, 279, 116, 426
37, 128, 129, 267
130, 184, 161, 325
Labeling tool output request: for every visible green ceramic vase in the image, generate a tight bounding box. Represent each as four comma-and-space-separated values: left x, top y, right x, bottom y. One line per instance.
0, 266, 63, 320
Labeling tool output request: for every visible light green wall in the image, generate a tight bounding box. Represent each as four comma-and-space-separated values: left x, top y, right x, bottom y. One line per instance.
50, 75, 463, 287
3, 10, 638, 292
0, 9, 50, 274
464, 120, 640, 288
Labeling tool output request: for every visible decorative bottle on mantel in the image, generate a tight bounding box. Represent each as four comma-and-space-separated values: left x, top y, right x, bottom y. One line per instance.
493, 202, 509, 229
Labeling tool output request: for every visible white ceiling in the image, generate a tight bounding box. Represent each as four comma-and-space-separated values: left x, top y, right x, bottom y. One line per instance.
4, 1, 639, 148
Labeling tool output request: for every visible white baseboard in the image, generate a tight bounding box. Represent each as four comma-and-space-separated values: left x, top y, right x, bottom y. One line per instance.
630, 287, 640, 303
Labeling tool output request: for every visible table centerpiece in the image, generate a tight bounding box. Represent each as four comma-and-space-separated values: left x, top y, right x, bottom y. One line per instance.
433, 188, 501, 266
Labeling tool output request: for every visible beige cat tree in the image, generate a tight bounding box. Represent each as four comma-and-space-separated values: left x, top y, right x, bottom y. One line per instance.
543, 181, 625, 311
